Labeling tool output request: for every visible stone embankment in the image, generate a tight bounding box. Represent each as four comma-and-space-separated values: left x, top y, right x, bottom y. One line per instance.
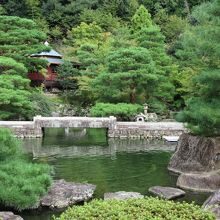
168, 133, 220, 192
0, 116, 185, 139
109, 122, 185, 139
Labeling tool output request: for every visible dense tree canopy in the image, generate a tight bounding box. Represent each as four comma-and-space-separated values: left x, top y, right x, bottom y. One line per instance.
0, 15, 48, 72
176, 0, 220, 136
1, 0, 220, 135
93, 47, 157, 104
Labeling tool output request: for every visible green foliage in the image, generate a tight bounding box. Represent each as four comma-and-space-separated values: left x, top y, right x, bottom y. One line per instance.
154, 9, 189, 45
138, 0, 207, 16
90, 103, 143, 121
177, 69, 220, 136
54, 197, 215, 220
0, 74, 32, 120
80, 9, 121, 32
29, 91, 55, 117
176, 0, 220, 136
57, 61, 80, 90
66, 22, 103, 47
0, 129, 22, 161
0, 56, 27, 76
131, 5, 153, 32
0, 16, 48, 72
93, 46, 157, 104
0, 128, 52, 210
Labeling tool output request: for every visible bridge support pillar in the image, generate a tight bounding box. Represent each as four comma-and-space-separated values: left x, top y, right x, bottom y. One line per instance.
65, 127, 70, 136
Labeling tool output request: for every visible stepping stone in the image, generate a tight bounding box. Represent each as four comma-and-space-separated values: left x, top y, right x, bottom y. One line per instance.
104, 191, 144, 200
40, 179, 96, 209
149, 186, 185, 199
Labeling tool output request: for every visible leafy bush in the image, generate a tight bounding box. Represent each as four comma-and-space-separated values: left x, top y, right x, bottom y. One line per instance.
54, 197, 215, 220
90, 103, 143, 121
0, 128, 21, 161
29, 91, 55, 118
0, 128, 52, 210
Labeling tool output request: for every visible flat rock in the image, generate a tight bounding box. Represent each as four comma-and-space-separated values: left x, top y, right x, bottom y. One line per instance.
203, 190, 220, 219
177, 172, 220, 192
149, 186, 185, 199
104, 191, 144, 200
0, 212, 24, 220
168, 133, 220, 173
40, 179, 96, 209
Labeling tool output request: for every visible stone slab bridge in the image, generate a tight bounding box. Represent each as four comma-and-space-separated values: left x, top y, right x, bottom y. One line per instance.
0, 116, 186, 139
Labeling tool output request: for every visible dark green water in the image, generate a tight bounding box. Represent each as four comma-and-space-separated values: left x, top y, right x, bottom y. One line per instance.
20, 128, 210, 220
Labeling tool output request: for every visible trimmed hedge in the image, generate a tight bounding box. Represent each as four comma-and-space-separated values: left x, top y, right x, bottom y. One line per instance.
90, 102, 143, 121
54, 197, 215, 220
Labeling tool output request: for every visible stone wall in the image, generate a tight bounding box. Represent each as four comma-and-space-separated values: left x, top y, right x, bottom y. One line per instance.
0, 117, 185, 139
0, 121, 42, 138
108, 122, 185, 139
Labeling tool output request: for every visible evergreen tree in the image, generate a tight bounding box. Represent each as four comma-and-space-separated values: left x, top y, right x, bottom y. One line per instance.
0, 74, 32, 120
0, 57, 27, 76
0, 16, 48, 73
93, 46, 158, 104
132, 5, 175, 112
177, 0, 220, 136
131, 5, 153, 32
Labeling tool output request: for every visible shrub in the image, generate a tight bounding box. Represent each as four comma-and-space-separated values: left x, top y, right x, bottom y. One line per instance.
90, 103, 143, 121
29, 91, 55, 118
0, 128, 52, 210
0, 128, 21, 161
54, 197, 215, 220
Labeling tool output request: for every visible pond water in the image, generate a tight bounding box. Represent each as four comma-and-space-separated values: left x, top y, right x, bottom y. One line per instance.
20, 128, 210, 220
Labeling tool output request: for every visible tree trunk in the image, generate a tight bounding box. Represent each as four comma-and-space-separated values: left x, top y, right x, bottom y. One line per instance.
184, 0, 191, 20
130, 87, 136, 103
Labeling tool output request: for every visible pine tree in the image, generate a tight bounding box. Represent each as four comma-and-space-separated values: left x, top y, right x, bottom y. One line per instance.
177, 0, 220, 136
131, 5, 153, 32
0, 16, 48, 73
93, 46, 158, 104
132, 5, 175, 112
0, 74, 32, 120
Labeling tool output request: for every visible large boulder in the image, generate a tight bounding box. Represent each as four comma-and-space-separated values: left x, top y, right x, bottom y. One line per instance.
168, 133, 220, 173
104, 191, 144, 200
40, 179, 96, 209
148, 186, 185, 199
177, 171, 220, 192
0, 212, 23, 220
203, 190, 220, 219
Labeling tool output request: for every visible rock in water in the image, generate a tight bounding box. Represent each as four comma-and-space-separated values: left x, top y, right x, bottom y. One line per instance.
0, 212, 24, 220
148, 186, 185, 199
168, 133, 220, 173
203, 190, 220, 219
104, 191, 144, 200
40, 179, 96, 209
177, 171, 220, 192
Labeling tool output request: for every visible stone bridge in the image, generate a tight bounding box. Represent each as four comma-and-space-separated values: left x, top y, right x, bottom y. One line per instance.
0, 116, 186, 139
34, 116, 116, 129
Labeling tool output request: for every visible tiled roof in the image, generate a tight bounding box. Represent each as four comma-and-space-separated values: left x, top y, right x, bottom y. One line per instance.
31, 49, 62, 58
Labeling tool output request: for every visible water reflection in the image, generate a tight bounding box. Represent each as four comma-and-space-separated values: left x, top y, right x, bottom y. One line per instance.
22, 128, 175, 159
20, 128, 210, 220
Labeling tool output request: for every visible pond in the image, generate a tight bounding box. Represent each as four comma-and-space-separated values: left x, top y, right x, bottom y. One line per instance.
20, 128, 210, 220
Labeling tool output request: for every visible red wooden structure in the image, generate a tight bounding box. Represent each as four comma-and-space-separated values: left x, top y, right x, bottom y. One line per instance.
28, 42, 63, 88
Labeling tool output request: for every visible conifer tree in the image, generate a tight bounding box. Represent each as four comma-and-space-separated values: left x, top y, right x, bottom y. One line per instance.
0, 16, 48, 73
132, 5, 175, 112
177, 0, 220, 136
131, 5, 152, 32
93, 46, 158, 104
